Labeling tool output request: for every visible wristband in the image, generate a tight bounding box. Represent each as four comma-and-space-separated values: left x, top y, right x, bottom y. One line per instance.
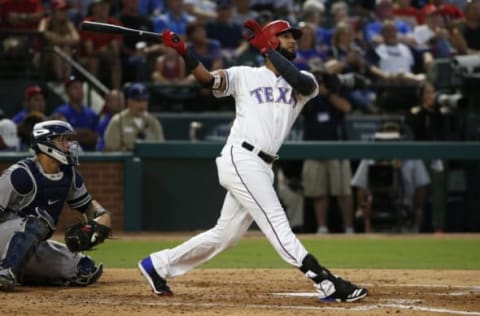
212, 73, 223, 90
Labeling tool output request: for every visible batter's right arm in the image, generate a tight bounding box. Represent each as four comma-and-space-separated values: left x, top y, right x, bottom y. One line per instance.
161, 30, 226, 92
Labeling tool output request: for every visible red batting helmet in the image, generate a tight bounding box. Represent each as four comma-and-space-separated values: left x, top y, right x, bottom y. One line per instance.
262, 20, 302, 48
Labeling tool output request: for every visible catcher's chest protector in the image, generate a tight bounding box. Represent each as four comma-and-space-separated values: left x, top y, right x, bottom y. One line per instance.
17, 159, 73, 224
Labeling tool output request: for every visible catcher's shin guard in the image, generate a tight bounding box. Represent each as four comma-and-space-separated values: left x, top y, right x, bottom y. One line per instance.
138, 256, 173, 296
299, 254, 368, 302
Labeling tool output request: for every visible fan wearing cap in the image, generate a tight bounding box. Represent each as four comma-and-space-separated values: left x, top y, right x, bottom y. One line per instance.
136, 19, 368, 303
12, 85, 47, 125
52, 76, 99, 151
103, 83, 164, 151
414, 4, 468, 58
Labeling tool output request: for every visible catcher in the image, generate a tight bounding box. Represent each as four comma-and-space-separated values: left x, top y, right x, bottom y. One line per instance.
0, 120, 111, 291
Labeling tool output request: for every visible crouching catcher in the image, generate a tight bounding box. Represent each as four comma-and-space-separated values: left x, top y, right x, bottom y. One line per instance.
0, 120, 112, 291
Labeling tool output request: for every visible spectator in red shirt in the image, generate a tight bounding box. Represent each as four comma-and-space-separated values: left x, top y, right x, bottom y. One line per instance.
1, 0, 44, 30
1, 0, 45, 66
79, 0, 122, 89
423, 0, 465, 26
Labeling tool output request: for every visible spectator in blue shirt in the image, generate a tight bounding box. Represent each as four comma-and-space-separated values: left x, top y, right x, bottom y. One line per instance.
139, 0, 165, 16
96, 89, 124, 151
152, 0, 195, 36
364, 0, 415, 47
53, 76, 99, 151
186, 20, 223, 71
205, 0, 244, 58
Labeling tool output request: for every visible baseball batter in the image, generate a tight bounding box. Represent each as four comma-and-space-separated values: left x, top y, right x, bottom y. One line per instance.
0, 120, 111, 291
138, 19, 368, 302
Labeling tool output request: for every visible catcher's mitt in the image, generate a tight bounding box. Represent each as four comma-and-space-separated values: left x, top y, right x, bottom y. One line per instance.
65, 220, 111, 252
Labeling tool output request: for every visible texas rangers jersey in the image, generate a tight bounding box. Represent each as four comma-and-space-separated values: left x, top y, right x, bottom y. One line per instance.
0, 157, 92, 224
214, 66, 319, 155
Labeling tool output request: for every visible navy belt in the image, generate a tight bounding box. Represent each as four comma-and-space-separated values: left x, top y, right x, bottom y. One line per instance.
241, 141, 276, 164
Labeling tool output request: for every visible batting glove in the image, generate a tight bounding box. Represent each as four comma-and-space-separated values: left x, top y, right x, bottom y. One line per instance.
162, 29, 187, 55
243, 19, 275, 54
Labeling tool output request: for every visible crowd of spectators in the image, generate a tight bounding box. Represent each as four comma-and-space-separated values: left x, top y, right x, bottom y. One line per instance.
1, 0, 477, 93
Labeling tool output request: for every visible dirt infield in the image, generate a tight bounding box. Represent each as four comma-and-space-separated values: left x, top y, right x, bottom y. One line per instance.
1, 268, 479, 316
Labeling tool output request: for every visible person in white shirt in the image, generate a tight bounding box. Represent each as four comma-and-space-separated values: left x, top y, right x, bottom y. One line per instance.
371, 20, 426, 82
0, 110, 19, 151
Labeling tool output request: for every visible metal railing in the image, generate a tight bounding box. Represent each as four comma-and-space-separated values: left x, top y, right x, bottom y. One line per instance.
52, 46, 109, 96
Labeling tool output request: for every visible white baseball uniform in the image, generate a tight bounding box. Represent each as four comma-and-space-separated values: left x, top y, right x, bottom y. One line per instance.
149, 65, 319, 278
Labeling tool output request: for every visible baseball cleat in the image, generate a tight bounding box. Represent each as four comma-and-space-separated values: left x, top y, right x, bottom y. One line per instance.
0, 268, 16, 292
138, 257, 173, 296
318, 277, 368, 302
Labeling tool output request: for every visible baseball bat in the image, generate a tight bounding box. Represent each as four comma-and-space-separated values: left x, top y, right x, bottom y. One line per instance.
80, 21, 162, 42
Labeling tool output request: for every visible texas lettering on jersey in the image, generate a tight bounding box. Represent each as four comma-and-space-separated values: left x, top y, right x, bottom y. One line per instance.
249, 86, 297, 106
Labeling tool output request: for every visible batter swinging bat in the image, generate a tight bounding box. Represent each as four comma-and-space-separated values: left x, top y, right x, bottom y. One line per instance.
80, 21, 162, 42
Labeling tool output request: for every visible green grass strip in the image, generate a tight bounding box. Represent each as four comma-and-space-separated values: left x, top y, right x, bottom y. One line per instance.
85, 236, 480, 270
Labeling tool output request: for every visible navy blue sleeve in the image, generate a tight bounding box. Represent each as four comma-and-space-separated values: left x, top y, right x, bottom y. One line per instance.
67, 168, 92, 211
10, 167, 34, 195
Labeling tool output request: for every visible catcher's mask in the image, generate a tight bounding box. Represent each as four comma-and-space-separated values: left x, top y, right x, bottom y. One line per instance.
31, 120, 80, 166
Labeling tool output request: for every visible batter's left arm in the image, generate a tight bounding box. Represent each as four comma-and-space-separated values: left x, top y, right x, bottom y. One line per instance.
161, 29, 227, 92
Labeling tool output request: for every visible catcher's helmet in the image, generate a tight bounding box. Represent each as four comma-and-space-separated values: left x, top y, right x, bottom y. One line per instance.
31, 120, 80, 166
262, 20, 302, 42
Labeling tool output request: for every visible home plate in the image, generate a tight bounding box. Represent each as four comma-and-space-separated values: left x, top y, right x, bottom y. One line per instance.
272, 292, 318, 298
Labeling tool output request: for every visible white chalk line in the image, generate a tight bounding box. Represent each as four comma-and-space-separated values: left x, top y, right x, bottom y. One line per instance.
380, 303, 480, 316
112, 299, 480, 315
361, 283, 480, 289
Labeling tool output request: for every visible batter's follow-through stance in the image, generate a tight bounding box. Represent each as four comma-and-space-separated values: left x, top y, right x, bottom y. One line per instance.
139, 19, 368, 302
0, 120, 111, 291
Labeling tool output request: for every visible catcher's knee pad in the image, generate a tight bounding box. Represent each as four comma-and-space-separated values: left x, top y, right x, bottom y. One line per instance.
69, 256, 103, 286
1, 212, 53, 272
